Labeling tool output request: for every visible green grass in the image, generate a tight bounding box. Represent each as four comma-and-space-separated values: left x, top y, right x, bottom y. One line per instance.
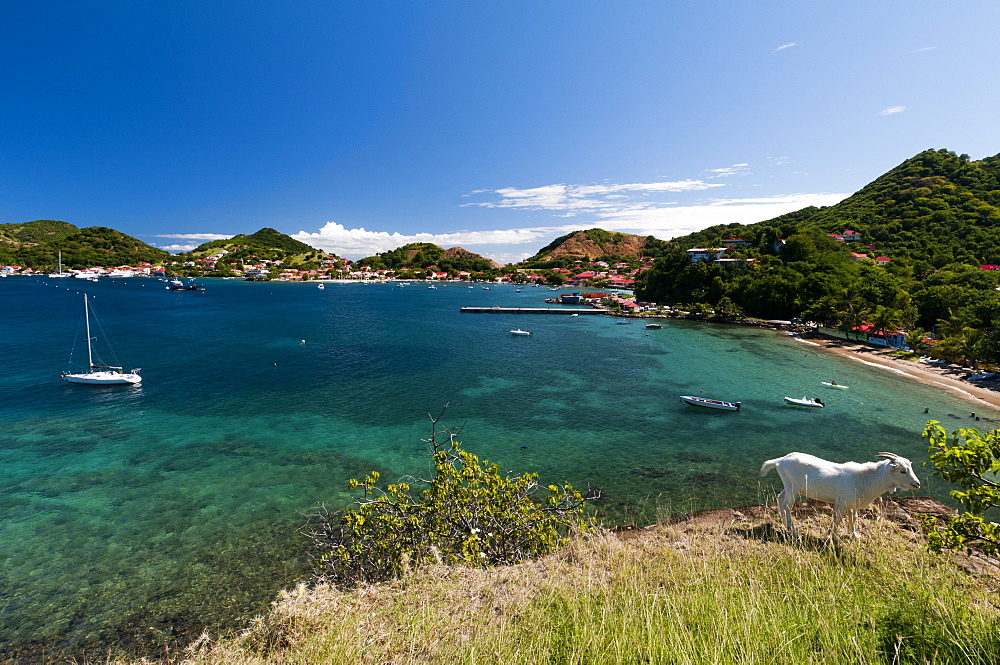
166, 512, 1000, 665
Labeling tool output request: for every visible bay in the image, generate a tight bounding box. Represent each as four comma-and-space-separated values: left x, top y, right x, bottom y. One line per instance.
1, 277, 996, 658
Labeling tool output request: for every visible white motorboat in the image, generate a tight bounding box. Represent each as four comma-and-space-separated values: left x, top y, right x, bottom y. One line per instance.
783, 396, 824, 408
317, 283, 325, 289
510, 329, 532, 336
680, 395, 741, 411
61, 295, 142, 385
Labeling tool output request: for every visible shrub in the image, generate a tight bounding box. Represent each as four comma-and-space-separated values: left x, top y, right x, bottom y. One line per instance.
306, 406, 596, 587
921, 421, 1000, 555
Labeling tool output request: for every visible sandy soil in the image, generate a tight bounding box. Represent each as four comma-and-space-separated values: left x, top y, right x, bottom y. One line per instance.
794, 330, 1000, 412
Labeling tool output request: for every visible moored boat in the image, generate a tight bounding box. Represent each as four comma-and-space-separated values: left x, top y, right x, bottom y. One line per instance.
679, 395, 741, 411
645, 323, 663, 329
61, 295, 142, 385
510, 329, 532, 336
783, 396, 824, 408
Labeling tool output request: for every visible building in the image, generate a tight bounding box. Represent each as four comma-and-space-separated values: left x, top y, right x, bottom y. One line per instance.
686, 248, 727, 262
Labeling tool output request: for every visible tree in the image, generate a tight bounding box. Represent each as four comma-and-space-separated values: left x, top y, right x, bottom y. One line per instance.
921, 422, 1000, 556
904, 328, 930, 356
305, 406, 596, 587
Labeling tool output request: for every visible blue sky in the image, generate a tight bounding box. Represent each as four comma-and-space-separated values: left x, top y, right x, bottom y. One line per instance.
3, 2, 999, 261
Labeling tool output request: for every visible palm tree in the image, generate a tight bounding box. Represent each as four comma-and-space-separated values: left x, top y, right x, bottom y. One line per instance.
871, 305, 901, 337
840, 300, 873, 342
904, 328, 930, 356
958, 327, 986, 371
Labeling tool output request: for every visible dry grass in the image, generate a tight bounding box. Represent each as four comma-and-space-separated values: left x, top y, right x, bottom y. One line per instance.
153, 506, 1000, 665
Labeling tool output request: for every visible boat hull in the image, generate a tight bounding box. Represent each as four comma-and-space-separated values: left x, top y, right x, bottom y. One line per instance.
680, 395, 740, 411
783, 397, 823, 407
821, 382, 849, 389
63, 372, 141, 385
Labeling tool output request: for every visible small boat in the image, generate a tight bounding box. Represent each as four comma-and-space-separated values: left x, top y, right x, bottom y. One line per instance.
167, 280, 204, 291
48, 251, 73, 278
481, 286, 491, 290
510, 329, 532, 336
317, 283, 325, 289
428, 285, 437, 289
571, 313, 578, 317
645, 323, 663, 329
784, 396, 824, 408
61, 295, 142, 385
680, 395, 741, 411
616, 319, 632, 325
821, 381, 849, 390
967, 372, 997, 382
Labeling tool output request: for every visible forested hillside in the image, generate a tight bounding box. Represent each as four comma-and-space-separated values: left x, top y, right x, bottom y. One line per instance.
182, 227, 329, 272
0, 220, 170, 268
637, 148, 1000, 365
358, 243, 498, 274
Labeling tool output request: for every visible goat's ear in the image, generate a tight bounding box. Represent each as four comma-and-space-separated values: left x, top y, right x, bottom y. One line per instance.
888, 463, 898, 470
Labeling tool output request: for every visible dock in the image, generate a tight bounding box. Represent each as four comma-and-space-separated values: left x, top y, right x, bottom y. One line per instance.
460, 307, 608, 315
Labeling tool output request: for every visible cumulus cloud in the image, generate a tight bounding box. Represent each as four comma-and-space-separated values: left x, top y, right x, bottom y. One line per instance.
879, 105, 908, 116
773, 42, 798, 53
290, 192, 849, 261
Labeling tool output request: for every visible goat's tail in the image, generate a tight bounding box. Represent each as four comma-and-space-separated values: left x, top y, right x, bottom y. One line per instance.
760, 458, 780, 477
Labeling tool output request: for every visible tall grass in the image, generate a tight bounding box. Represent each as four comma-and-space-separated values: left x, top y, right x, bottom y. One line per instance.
176, 513, 999, 664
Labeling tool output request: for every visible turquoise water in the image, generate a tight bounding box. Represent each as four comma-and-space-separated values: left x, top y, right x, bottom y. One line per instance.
2, 277, 997, 659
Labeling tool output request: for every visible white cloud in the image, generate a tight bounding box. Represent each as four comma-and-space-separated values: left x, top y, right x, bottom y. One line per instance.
290, 192, 849, 262
705, 163, 750, 178
152, 233, 233, 240
773, 42, 798, 53
879, 105, 907, 116
291, 222, 563, 259
463, 179, 723, 216
158, 244, 199, 252
910, 46, 937, 53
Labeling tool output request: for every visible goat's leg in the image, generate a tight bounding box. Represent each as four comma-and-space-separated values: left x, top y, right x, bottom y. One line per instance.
777, 489, 797, 539
830, 507, 842, 543
848, 509, 860, 539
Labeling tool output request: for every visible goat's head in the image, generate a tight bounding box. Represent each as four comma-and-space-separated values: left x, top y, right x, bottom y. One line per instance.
876, 452, 921, 492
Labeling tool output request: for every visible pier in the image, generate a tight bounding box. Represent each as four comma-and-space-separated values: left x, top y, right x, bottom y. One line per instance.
460, 307, 608, 315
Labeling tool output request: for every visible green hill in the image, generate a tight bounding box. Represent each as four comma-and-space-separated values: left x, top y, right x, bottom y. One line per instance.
0, 220, 170, 269
636, 149, 1000, 366
358, 243, 499, 274
673, 149, 1000, 267
181, 227, 329, 272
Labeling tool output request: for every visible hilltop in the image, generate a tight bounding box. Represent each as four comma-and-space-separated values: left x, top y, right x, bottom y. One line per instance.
521, 229, 665, 266
674, 149, 1000, 267
0, 220, 170, 268
357, 242, 500, 274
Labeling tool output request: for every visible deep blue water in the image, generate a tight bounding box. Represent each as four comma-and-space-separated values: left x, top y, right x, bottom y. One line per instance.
1, 276, 996, 658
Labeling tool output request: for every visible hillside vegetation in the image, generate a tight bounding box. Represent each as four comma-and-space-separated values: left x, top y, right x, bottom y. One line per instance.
638, 149, 1000, 366
357, 242, 499, 275
175, 506, 1000, 665
0, 220, 171, 268
521, 229, 668, 267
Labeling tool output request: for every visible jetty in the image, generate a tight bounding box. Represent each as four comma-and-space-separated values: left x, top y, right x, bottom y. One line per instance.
461, 307, 607, 315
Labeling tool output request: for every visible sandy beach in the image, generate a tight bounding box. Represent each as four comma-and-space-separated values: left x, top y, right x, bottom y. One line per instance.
795, 330, 1000, 412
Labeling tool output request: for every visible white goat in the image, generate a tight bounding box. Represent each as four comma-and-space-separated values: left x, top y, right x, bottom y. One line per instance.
760, 452, 921, 541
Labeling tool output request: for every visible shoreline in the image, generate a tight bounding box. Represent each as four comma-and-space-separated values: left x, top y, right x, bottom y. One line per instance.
793, 330, 1000, 411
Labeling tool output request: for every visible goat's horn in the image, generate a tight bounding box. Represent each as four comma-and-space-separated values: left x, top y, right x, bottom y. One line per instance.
875, 452, 899, 461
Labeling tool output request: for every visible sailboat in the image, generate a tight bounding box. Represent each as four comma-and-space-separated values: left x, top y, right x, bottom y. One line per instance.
61, 295, 142, 385
48, 251, 72, 278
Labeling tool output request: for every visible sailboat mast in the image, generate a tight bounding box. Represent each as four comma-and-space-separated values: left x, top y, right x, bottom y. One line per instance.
84, 294, 94, 369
